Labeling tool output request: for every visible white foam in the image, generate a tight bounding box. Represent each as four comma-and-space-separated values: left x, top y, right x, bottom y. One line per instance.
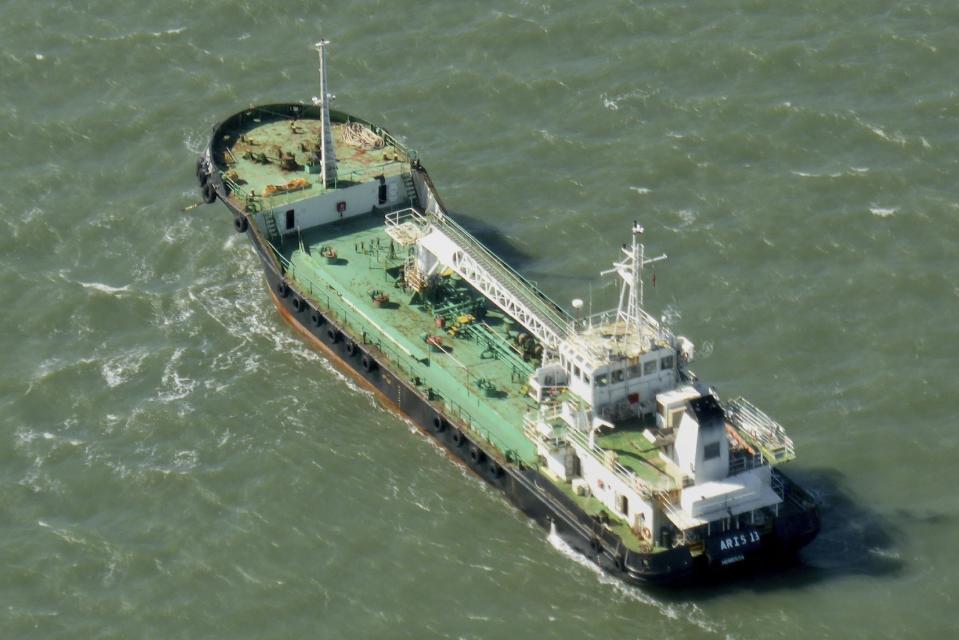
158, 348, 197, 402
547, 525, 707, 625
699, 340, 715, 358
869, 546, 901, 560
151, 27, 185, 37
629, 186, 652, 195
792, 170, 842, 178
601, 92, 620, 111
537, 128, 557, 143
869, 206, 897, 218
660, 304, 682, 327
101, 350, 147, 388
676, 209, 696, 227
182, 130, 207, 154
78, 281, 130, 295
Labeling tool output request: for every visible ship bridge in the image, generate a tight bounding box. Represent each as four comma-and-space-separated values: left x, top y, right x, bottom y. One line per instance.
386, 208, 573, 350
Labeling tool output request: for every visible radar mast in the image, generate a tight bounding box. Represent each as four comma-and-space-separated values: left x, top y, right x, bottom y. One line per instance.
599, 222, 666, 348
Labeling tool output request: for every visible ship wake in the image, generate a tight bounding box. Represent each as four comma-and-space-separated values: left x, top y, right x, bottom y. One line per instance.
546, 523, 726, 637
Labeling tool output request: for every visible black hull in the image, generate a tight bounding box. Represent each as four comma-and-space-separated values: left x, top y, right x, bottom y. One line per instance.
201, 157, 819, 587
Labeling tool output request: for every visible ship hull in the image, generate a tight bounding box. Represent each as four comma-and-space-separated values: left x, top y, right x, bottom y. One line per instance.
200, 138, 819, 586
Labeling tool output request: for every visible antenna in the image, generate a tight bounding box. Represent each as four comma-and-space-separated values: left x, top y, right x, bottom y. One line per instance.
599, 222, 666, 347
314, 40, 338, 188
587, 281, 593, 328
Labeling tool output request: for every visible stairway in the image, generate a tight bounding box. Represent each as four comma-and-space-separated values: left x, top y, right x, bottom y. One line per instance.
262, 211, 281, 247
401, 173, 418, 205
421, 217, 572, 349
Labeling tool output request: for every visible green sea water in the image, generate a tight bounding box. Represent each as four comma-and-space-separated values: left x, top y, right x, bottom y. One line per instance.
2, 1, 958, 638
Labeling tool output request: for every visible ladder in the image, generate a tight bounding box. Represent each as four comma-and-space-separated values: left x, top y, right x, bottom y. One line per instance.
263, 211, 281, 247
422, 219, 571, 350
401, 173, 417, 205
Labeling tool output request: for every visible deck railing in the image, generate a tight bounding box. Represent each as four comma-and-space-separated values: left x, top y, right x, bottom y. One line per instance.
563, 425, 673, 495
725, 397, 796, 463
265, 239, 527, 463
429, 211, 574, 332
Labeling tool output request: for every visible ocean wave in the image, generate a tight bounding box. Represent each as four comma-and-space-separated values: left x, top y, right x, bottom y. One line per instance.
792, 170, 842, 179
77, 280, 130, 295
158, 347, 196, 403
182, 130, 207, 155
869, 205, 897, 218
545, 523, 723, 634
100, 349, 149, 388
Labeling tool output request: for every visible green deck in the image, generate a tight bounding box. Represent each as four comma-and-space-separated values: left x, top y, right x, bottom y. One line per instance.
282, 213, 539, 463
550, 475, 656, 553
595, 420, 671, 486
222, 118, 407, 209
277, 212, 680, 483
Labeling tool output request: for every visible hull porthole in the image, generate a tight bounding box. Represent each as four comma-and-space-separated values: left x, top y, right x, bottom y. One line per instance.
451, 429, 465, 448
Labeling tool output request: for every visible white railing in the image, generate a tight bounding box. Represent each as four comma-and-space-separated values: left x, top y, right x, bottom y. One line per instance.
725, 397, 796, 462
384, 206, 427, 228
563, 425, 673, 494
572, 306, 676, 346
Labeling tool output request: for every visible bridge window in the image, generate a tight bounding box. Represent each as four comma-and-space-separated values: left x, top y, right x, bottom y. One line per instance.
703, 441, 721, 460
643, 360, 657, 376
612, 369, 624, 383
285, 209, 295, 230
660, 355, 674, 371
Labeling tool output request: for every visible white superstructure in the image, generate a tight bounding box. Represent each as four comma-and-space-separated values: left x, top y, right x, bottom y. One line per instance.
389, 197, 795, 551
520, 224, 793, 549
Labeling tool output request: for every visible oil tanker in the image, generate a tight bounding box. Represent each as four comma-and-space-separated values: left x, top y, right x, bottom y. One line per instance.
195, 42, 819, 585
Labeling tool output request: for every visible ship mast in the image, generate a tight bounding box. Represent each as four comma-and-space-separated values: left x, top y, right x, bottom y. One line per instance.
314, 39, 338, 188
600, 222, 666, 346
